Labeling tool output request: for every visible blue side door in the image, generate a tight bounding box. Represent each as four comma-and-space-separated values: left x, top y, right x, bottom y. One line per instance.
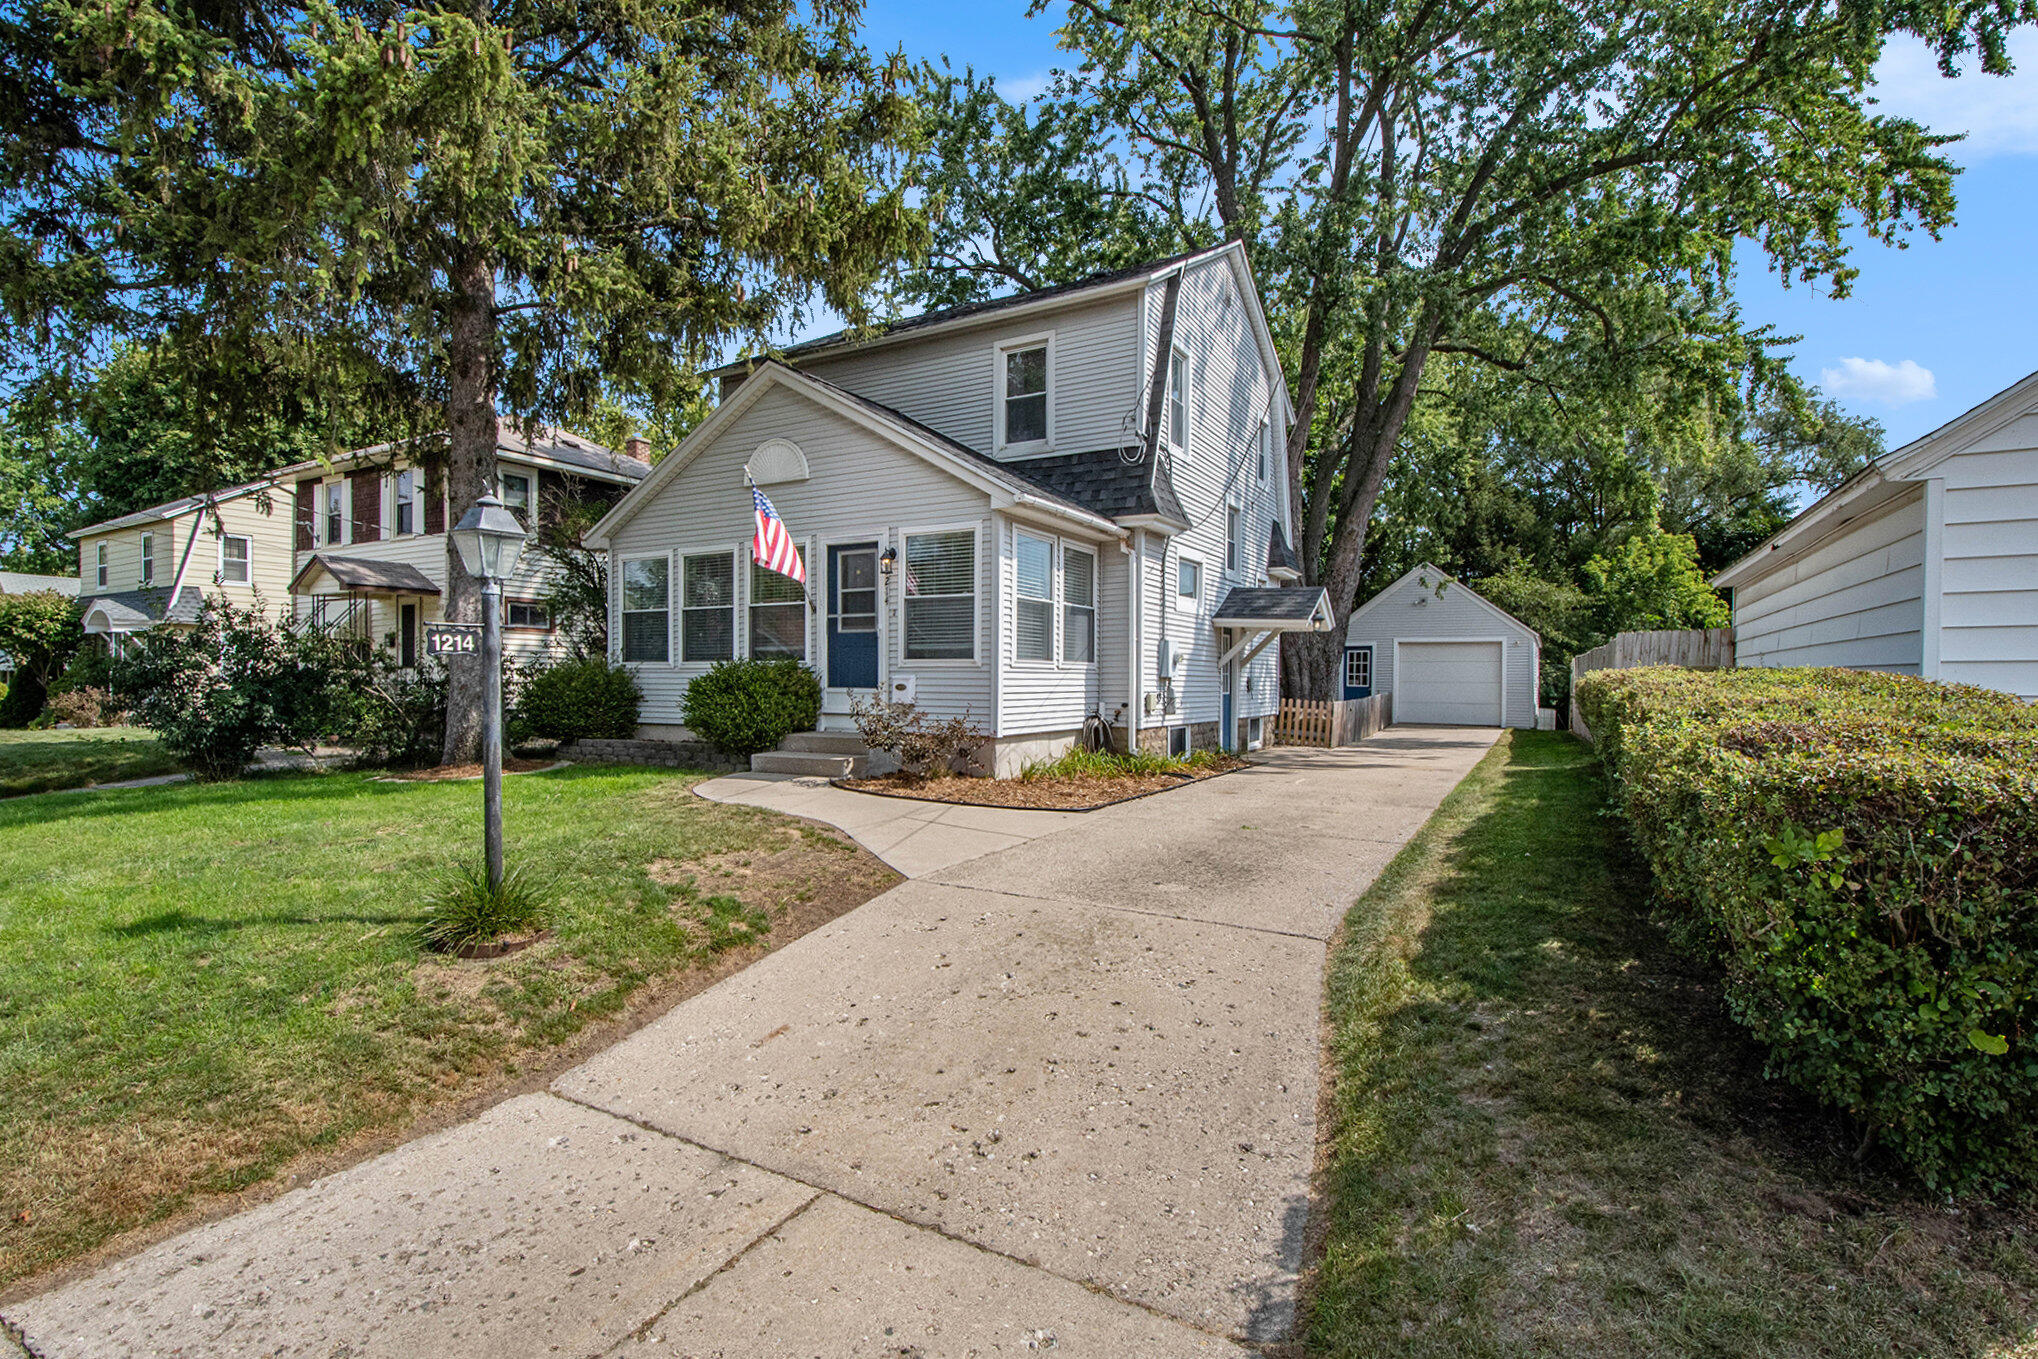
1342, 646, 1373, 699
826, 543, 880, 690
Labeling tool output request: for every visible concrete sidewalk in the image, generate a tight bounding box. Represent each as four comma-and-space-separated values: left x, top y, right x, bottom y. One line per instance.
6, 727, 1500, 1358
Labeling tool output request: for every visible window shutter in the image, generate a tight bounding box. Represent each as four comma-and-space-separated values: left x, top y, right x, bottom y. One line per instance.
349, 469, 381, 543
294, 479, 317, 551
423, 455, 446, 535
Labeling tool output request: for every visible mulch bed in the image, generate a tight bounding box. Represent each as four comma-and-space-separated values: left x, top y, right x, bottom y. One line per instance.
837, 756, 1249, 811
385, 758, 564, 783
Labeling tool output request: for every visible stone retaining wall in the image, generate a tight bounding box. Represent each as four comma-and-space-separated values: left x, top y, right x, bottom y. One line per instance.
556, 737, 747, 774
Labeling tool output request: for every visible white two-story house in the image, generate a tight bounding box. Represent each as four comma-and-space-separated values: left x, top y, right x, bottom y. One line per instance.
586, 242, 1328, 774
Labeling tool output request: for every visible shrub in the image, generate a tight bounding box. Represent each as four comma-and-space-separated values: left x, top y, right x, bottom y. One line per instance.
1020, 746, 1186, 780
329, 654, 449, 768
682, 658, 820, 755
419, 865, 546, 953
44, 686, 121, 728
0, 590, 82, 727
851, 697, 987, 775
115, 601, 339, 779
1575, 666, 2038, 1194
514, 657, 641, 744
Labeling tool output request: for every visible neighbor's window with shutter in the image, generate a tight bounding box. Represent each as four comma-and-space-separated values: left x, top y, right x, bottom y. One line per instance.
749, 551, 807, 660
904, 529, 976, 660
620, 556, 670, 663
1014, 531, 1054, 662
1063, 545, 1095, 663
324, 482, 344, 544
681, 551, 735, 663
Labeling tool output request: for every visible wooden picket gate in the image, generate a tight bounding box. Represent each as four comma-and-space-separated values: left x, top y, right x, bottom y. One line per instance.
1273, 693, 1391, 748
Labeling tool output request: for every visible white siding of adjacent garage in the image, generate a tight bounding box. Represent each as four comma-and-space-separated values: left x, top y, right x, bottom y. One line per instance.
1732, 487, 1925, 675
1929, 413, 2038, 699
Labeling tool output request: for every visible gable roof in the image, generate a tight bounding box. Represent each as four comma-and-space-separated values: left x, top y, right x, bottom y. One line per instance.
1348, 564, 1542, 641
69, 478, 276, 539
80, 586, 205, 629
1714, 370, 2038, 590
707, 246, 1223, 379
1214, 585, 1333, 630
585, 361, 1124, 548
292, 554, 441, 596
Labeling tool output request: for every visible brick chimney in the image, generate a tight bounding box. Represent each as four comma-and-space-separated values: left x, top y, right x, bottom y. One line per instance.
624, 436, 653, 463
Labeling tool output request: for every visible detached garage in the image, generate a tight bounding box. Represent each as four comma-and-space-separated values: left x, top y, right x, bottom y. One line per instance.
1344, 565, 1542, 728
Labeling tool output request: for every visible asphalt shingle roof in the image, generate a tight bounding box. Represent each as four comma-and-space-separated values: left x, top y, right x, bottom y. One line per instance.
79, 587, 204, 627
1267, 520, 1299, 575
0, 571, 80, 595
1213, 586, 1330, 626
1009, 447, 1190, 526
297, 554, 441, 595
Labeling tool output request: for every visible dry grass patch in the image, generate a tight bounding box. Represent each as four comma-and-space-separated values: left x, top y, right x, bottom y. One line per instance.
0, 764, 894, 1294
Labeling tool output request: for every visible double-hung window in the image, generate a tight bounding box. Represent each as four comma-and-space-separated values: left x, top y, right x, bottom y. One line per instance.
394, 469, 417, 535
904, 529, 976, 660
95, 543, 108, 589
1167, 347, 1189, 453
1225, 504, 1241, 573
749, 551, 807, 660
324, 482, 344, 545
1063, 545, 1096, 663
1015, 532, 1054, 662
500, 471, 533, 527
620, 556, 670, 662
998, 339, 1050, 449
681, 551, 735, 662
139, 533, 155, 585
220, 535, 251, 585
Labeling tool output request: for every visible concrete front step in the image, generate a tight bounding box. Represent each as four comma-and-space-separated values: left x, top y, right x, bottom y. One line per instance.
778, 731, 871, 756
750, 750, 861, 778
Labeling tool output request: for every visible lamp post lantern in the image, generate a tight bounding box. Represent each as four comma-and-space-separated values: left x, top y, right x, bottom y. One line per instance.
449, 492, 528, 890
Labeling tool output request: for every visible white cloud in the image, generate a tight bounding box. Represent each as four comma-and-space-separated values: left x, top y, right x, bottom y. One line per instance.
1819, 356, 1939, 407
1870, 31, 2038, 161
997, 69, 1053, 104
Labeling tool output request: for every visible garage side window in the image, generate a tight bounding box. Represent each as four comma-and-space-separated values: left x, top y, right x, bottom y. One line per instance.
1345, 646, 1371, 691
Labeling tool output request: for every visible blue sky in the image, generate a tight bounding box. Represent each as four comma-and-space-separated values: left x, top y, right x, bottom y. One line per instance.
852, 3, 2038, 450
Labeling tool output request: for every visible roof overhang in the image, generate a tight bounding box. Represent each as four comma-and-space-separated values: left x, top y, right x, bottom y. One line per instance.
1213, 585, 1335, 632
1711, 467, 1911, 590
292, 553, 442, 596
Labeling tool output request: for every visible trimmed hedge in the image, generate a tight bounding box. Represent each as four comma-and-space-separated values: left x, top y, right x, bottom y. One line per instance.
680, 658, 821, 756
514, 658, 641, 744
1575, 666, 2038, 1193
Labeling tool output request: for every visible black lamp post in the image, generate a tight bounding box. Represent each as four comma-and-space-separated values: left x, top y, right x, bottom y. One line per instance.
449, 492, 528, 890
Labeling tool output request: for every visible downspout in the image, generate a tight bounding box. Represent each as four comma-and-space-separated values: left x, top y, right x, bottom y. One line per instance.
1124, 532, 1142, 754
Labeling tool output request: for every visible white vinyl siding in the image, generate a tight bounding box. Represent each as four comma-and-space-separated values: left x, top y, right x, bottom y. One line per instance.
798, 293, 1143, 463
995, 517, 1108, 735
603, 385, 995, 727
1346, 566, 1542, 728
1732, 489, 1924, 675
1921, 415, 2038, 699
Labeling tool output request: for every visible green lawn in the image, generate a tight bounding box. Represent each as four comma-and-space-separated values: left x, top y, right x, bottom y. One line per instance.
1308, 731, 2038, 1358
0, 765, 895, 1288
0, 726, 183, 797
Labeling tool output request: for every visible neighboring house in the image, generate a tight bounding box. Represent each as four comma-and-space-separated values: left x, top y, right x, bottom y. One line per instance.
282, 422, 649, 664
588, 242, 1328, 773
1715, 370, 2038, 700
74, 480, 297, 650
1344, 565, 1543, 728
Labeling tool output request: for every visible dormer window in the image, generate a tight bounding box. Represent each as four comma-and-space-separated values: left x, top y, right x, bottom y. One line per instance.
995, 335, 1053, 451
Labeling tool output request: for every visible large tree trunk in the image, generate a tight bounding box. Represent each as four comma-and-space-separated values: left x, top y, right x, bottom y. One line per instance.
440, 249, 499, 765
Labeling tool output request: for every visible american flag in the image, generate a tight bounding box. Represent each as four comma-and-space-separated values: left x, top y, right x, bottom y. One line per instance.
750, 486, 806, 585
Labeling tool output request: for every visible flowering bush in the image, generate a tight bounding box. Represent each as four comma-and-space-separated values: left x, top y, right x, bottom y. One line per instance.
851, 697, 987, 776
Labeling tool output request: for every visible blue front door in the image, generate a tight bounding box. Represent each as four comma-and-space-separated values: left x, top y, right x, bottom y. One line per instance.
827, 543, 880, 691
1343, 646, 1373, 699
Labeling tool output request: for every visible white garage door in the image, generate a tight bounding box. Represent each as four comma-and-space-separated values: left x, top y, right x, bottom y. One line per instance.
1396, 641, 1503, 726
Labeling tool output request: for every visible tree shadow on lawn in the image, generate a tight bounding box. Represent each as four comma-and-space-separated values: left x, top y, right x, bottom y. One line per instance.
106, 908, 420, 938
1308, 733, 2038, 1359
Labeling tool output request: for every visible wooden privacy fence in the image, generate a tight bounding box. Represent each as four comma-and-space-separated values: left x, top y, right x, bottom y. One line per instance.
1273, 693, 1393, 748
1569, 627, 1734, 741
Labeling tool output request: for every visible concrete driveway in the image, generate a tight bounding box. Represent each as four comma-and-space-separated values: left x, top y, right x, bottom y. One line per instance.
6, 727, 1500, 1358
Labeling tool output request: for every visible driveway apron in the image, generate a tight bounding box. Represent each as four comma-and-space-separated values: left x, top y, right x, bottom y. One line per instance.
6, 727, 1499, 1358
